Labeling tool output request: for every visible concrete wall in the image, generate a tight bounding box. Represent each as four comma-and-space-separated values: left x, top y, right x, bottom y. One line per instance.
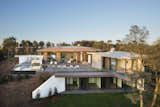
88, 54, 92, 64
137, 79, 144, 91
91, 54, 102, 69
117, 78, 122, 88
116, 58, 144, 73
32, 75, 65, 99
16, 55, 43, 64
137, 59, 144, 72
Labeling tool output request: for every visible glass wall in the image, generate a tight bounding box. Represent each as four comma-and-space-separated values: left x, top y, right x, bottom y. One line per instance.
66, 77, 102, 90
88, 78, 101, 89
66, 78, 79, 90
110, 58, 117, 71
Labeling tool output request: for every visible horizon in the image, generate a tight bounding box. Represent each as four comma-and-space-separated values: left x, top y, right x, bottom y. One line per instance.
0, 0, 160, 44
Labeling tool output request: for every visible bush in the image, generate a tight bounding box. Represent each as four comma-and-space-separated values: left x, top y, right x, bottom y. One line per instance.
48, 88, 52, 97
36, 91, 41, 101
53, 87, 58, 96
0, 75, 9, 84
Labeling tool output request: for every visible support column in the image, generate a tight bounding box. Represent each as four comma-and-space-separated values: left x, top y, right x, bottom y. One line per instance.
84, 52, 88, 62
80, 52, 83, 62
43, 52, 48, 61
56, 52, 61, 62
77, 52, 80, 63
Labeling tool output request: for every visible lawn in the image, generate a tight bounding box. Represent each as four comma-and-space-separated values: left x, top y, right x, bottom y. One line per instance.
47, 93, 138, 107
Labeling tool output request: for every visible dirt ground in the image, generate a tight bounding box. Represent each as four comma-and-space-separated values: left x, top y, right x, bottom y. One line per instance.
0, 58, 17, 75
0, 75, 53, 107
0, 59, 52, 107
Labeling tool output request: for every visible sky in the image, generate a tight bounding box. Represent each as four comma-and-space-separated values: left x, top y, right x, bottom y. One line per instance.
0, 0, 160, 44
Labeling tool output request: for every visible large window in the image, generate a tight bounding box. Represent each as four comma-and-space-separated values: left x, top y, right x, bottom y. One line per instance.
110, 58, 117, 71
102, 57, 110, 70
66, 78, 79, 90
88, 78, 101, 88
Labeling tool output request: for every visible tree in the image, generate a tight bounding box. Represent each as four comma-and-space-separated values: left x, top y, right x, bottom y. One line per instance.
124, 25, 149, 57
57, 42, 71, 46
124, 25, 149, 107
39, 41, 44, 49
148, 40, 160, 107
106, 40, 113, 51
46, 42, 51, 48
93, 41, 105, 50
19, 40, 33, 54
25, 40, 32, 54
20, 40, 27, 54
2, 36, 17, 58
33, 40, 39, 49
15, 42, 19, 54
0, 47, 5, 61
51, 43, 55, 47
115, 40, 123, 51
125, 25, 149, 44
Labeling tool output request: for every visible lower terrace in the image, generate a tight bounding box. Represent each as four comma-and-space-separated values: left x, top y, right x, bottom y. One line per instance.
44, 64, 133, 81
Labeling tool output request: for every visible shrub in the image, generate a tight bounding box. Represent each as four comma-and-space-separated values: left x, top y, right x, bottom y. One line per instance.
0, 75, 9, 84
48, 88, 52, 97
36, 91, 41, 100
53, 87, 58, 96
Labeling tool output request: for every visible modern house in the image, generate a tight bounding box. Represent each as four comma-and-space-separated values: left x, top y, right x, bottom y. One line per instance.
32, 48, 145, 99
37, 46, 101, 63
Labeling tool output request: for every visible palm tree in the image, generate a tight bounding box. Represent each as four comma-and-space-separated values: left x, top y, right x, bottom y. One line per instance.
20, 40, 27, 54
33, 40, 39, 49
46, 42, 51, 48
25, 40, 32, 54
39, 41, 44, 49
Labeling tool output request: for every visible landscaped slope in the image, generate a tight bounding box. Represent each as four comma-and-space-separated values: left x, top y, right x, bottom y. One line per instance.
0, 73, 53, 107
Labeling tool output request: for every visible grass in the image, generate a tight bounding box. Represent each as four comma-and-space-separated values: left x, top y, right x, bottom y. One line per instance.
47, 93, 138, 107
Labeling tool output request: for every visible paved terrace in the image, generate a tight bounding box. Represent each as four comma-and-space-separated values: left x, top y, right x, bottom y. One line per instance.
45, 64, 99, 72
44, 64, 132, 81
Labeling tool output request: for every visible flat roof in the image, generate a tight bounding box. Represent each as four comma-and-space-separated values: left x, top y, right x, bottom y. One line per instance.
37, 46, 101, 53
54, 71, 131, 81
15, 55, 43, 57
88, 51, 140, 59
